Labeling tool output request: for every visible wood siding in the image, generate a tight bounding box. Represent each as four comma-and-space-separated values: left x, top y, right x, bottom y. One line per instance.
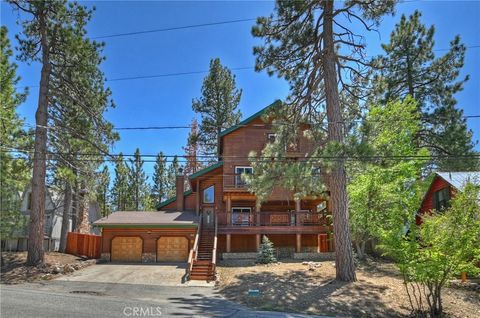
417, 176, 454, 225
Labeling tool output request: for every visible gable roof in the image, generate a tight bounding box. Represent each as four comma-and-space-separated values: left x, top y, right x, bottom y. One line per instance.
156, 190, 193, 210
218, 100, 282, 138
436, 171, 480, 191
188, 161, 223, 180
94, 210, 198, 228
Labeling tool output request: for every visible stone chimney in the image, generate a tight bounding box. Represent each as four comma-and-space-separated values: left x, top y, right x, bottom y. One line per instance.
176, 168, 185, 211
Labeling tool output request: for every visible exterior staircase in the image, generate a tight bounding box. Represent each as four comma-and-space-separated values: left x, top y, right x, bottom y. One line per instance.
189, 224, 217, 281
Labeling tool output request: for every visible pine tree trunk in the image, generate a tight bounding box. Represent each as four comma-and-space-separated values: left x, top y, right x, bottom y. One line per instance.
71, 177, 79, 230
322, 0, 356, 282
59, 182, 72, 253
27, 9, 51, 266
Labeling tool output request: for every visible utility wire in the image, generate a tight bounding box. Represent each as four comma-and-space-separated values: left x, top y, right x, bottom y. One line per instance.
14, 114, 480, 131
92, 18, 257, 39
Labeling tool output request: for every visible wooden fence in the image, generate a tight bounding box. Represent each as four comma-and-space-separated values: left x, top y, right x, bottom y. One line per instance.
65, 232, 101, 259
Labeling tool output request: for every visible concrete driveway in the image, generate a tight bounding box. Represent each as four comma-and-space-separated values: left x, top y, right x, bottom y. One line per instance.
1, 263, 330, 317
56, 263, 191, 286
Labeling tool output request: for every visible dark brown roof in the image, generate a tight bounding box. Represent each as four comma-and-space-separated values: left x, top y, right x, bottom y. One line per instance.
93, 210, 198, 227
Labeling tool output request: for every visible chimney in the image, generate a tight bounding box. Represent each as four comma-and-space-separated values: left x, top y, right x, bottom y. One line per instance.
176, 168, 185, 211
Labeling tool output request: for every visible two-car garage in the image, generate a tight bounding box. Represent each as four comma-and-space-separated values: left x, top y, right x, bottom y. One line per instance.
94, 211, 198, 264
110, 236, 190, 262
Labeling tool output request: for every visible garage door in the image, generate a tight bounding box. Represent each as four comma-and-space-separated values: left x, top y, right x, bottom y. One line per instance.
111, 237, 142, 262
157, 237, 189, 262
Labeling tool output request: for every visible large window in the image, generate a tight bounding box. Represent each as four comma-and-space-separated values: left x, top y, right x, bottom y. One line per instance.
235, 166, 253, 187
203, 185, 214, 203
434, 187, 450, 211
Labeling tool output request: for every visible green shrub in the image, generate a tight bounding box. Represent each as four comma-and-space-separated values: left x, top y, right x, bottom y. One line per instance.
257, 235, 277, 264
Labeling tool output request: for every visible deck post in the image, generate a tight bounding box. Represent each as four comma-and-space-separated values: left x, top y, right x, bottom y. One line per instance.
295, 199, 301, 226
256, 234, 261, 251
226, 195, 232, 225
255, 200, 261, 226
296, 233, 301, 253
226, 234, 231, 253
317, 234, 321, 253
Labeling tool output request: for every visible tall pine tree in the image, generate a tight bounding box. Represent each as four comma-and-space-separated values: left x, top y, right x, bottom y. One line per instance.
8, 0, 112, 265
252, 0, 397, 281
166, 156, 180, 199
152, 152, 168, 207
111, 154, 129, 211
371, 10, 476, 170
192, 58, 242, 159
127, 148, 151, 210
183, 119, 204, 184
0, 26, 30, 244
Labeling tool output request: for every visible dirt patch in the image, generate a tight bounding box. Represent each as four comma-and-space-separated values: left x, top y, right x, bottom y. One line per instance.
216, 258, 480, 317
1, 251, 96, 284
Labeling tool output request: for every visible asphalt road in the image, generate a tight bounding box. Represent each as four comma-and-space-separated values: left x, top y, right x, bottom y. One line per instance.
1, 283, 327, 318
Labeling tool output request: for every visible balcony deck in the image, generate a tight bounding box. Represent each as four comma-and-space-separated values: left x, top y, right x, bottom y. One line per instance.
217, 211, 331, 234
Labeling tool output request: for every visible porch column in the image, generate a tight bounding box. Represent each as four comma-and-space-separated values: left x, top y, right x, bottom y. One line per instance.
226, 234, 231, 253
317, 234, 321, 253
195, 179, 200, 215
295, 199, 301, 211
226, 195, 232, 225
295, 199, 301, 226
255, 200, 261, 226
256, 234, 261, 251
296, 234, 301, 253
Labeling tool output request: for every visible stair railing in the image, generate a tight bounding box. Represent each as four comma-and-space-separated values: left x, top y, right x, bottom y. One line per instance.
187, 215, 202, 277
211, 215, 218, 276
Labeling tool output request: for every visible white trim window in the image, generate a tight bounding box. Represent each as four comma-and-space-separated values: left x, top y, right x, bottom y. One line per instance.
235, 166, 253, 187
232, 207, 252, 226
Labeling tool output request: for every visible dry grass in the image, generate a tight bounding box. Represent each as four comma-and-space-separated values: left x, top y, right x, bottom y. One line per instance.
1, 251, 96, 284
216, 258, 480, 317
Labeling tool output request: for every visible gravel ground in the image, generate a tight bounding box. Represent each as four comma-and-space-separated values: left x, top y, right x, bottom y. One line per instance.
216, 258, 480, 318
1, 252, 96, 284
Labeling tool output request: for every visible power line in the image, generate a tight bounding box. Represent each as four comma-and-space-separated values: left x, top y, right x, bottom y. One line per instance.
3, 147, 479, 163
92, 18, 257, 39
16, 44, 480, 89
15, 113, 480, 132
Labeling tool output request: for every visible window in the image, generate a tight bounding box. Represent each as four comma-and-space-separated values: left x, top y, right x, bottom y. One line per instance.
317, 201, 327, 214
434, 187, 450, 211
203, 185, 214, 203
27, 192, 32, 210
235, 167, 253, 187
232, 207, 251, 226
267, 133, 276, 143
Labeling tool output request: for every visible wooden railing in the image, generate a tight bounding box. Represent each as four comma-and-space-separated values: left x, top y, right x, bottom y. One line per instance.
187, 216, 202, 277
217, 211, 328, 227
211, 215, 218, 275
223, 174, 249, 190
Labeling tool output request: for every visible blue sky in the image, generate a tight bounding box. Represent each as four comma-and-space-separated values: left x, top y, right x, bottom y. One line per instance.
1, 1, 479, 179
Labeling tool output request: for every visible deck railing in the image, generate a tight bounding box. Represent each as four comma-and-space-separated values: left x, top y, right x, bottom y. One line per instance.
217, 211, 328, 227
223, 174, 250, 190
187, 216, 201, 277
211, 215, 218, 275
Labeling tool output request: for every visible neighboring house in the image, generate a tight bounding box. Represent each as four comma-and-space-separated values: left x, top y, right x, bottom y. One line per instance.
2, 183, 101, 251
417, 171, 480, 225
94, 101, 334, 281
